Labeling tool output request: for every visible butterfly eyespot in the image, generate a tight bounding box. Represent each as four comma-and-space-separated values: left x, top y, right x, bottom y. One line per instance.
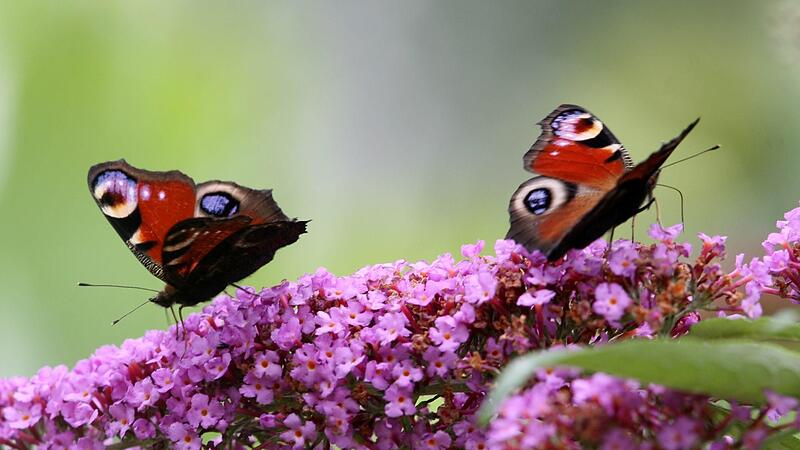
200, 192, 240, 218
552, 111, 602, 141
525, 188, 552, 215
92, 170, 138, 218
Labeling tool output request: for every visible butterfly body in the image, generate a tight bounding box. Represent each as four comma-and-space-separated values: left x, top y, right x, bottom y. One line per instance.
507, 105, 698, 261
88, 160, 307, 307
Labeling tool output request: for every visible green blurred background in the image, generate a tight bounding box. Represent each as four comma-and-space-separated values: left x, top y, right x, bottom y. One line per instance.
1, 1, 799, 377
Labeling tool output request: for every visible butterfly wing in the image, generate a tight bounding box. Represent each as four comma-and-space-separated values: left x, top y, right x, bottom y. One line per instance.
160, 215, 254, 286
88, 160, 197, 282
195, 181, 289, 223
163, 218, 307, 305
160, 181, 305, 298
545, 118, 700, 261
506, 176, 606, 257
523, 104, 632, 190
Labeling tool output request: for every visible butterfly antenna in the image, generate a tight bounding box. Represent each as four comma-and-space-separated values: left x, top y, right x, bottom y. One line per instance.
78, 282, 160, 293
111, 298, 153, 325
655, 183, 685, 224
661, 144, 720, 169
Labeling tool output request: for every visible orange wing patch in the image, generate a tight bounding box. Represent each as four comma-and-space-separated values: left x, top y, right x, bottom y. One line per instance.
536, 194, 603, 244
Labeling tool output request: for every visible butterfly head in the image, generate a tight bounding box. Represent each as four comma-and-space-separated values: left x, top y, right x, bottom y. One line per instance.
150, 285, 178, 308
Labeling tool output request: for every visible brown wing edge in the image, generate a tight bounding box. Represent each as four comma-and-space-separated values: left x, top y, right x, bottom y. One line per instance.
616, 117, 699, 184
195, 180, 290, 222
87, 159, 196, 192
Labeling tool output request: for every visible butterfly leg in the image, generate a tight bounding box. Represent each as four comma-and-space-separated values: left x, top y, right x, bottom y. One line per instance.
653, 197, 662, 225
606, 227, 616, 258
168, 305, 181, 339
178, 305, 191, 360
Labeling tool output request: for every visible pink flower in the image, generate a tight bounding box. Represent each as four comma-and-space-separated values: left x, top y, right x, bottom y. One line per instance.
315, 309, 346, 336
107, 403, 134, 437
517, 288, 555, 307
240, 372, 274, 404
608, 241, 639, 277
698, 233, 727, 259
391, 360, 423, 388
374, 312, 411, 345
593, 283, 632, 322
648, 223, 684, 242
429, 316, 469, 352
657, 417, 699, 450
126, 378, 160, 410
461, 240, 485, 258
3, 402, 42, 429
186, 393, 223, 429
151, 368, 176, 393
601, 429, 638, 450
464, 271, 498, 304
252, 351, 282, 379
420, 430, 453, 449
280, 413, 317, 449
384, 385, 416, 417
167, 422, 201, 450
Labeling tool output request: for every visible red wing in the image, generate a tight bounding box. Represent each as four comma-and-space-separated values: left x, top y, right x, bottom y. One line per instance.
160, 216, 253, 285
523, 105, 632, 190
88, 160, 197, 282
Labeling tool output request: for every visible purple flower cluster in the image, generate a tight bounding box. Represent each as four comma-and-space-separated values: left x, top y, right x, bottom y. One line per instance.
745, 203, 800, 306
488, 370, 800, 449
0, 213, 792, 448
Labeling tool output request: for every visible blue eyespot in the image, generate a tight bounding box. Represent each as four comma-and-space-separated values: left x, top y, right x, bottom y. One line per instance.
200, 192, 240, 217
525, 188, 551, 215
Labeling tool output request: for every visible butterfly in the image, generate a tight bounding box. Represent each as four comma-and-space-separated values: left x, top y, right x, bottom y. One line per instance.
87, 160, 307, 308
506, 104, 699, 261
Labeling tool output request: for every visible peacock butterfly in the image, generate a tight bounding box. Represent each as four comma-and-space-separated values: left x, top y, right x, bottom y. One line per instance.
507, 104, 699, 261
87, 159, 307, 308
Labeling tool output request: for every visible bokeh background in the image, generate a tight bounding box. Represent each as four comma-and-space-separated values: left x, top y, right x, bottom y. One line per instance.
1, 1, 799, 377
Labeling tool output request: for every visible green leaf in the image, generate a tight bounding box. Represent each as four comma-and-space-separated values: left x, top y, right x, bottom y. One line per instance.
763, 428, 800, 450
690, 315, 800, 343
479, 339, 800, 425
